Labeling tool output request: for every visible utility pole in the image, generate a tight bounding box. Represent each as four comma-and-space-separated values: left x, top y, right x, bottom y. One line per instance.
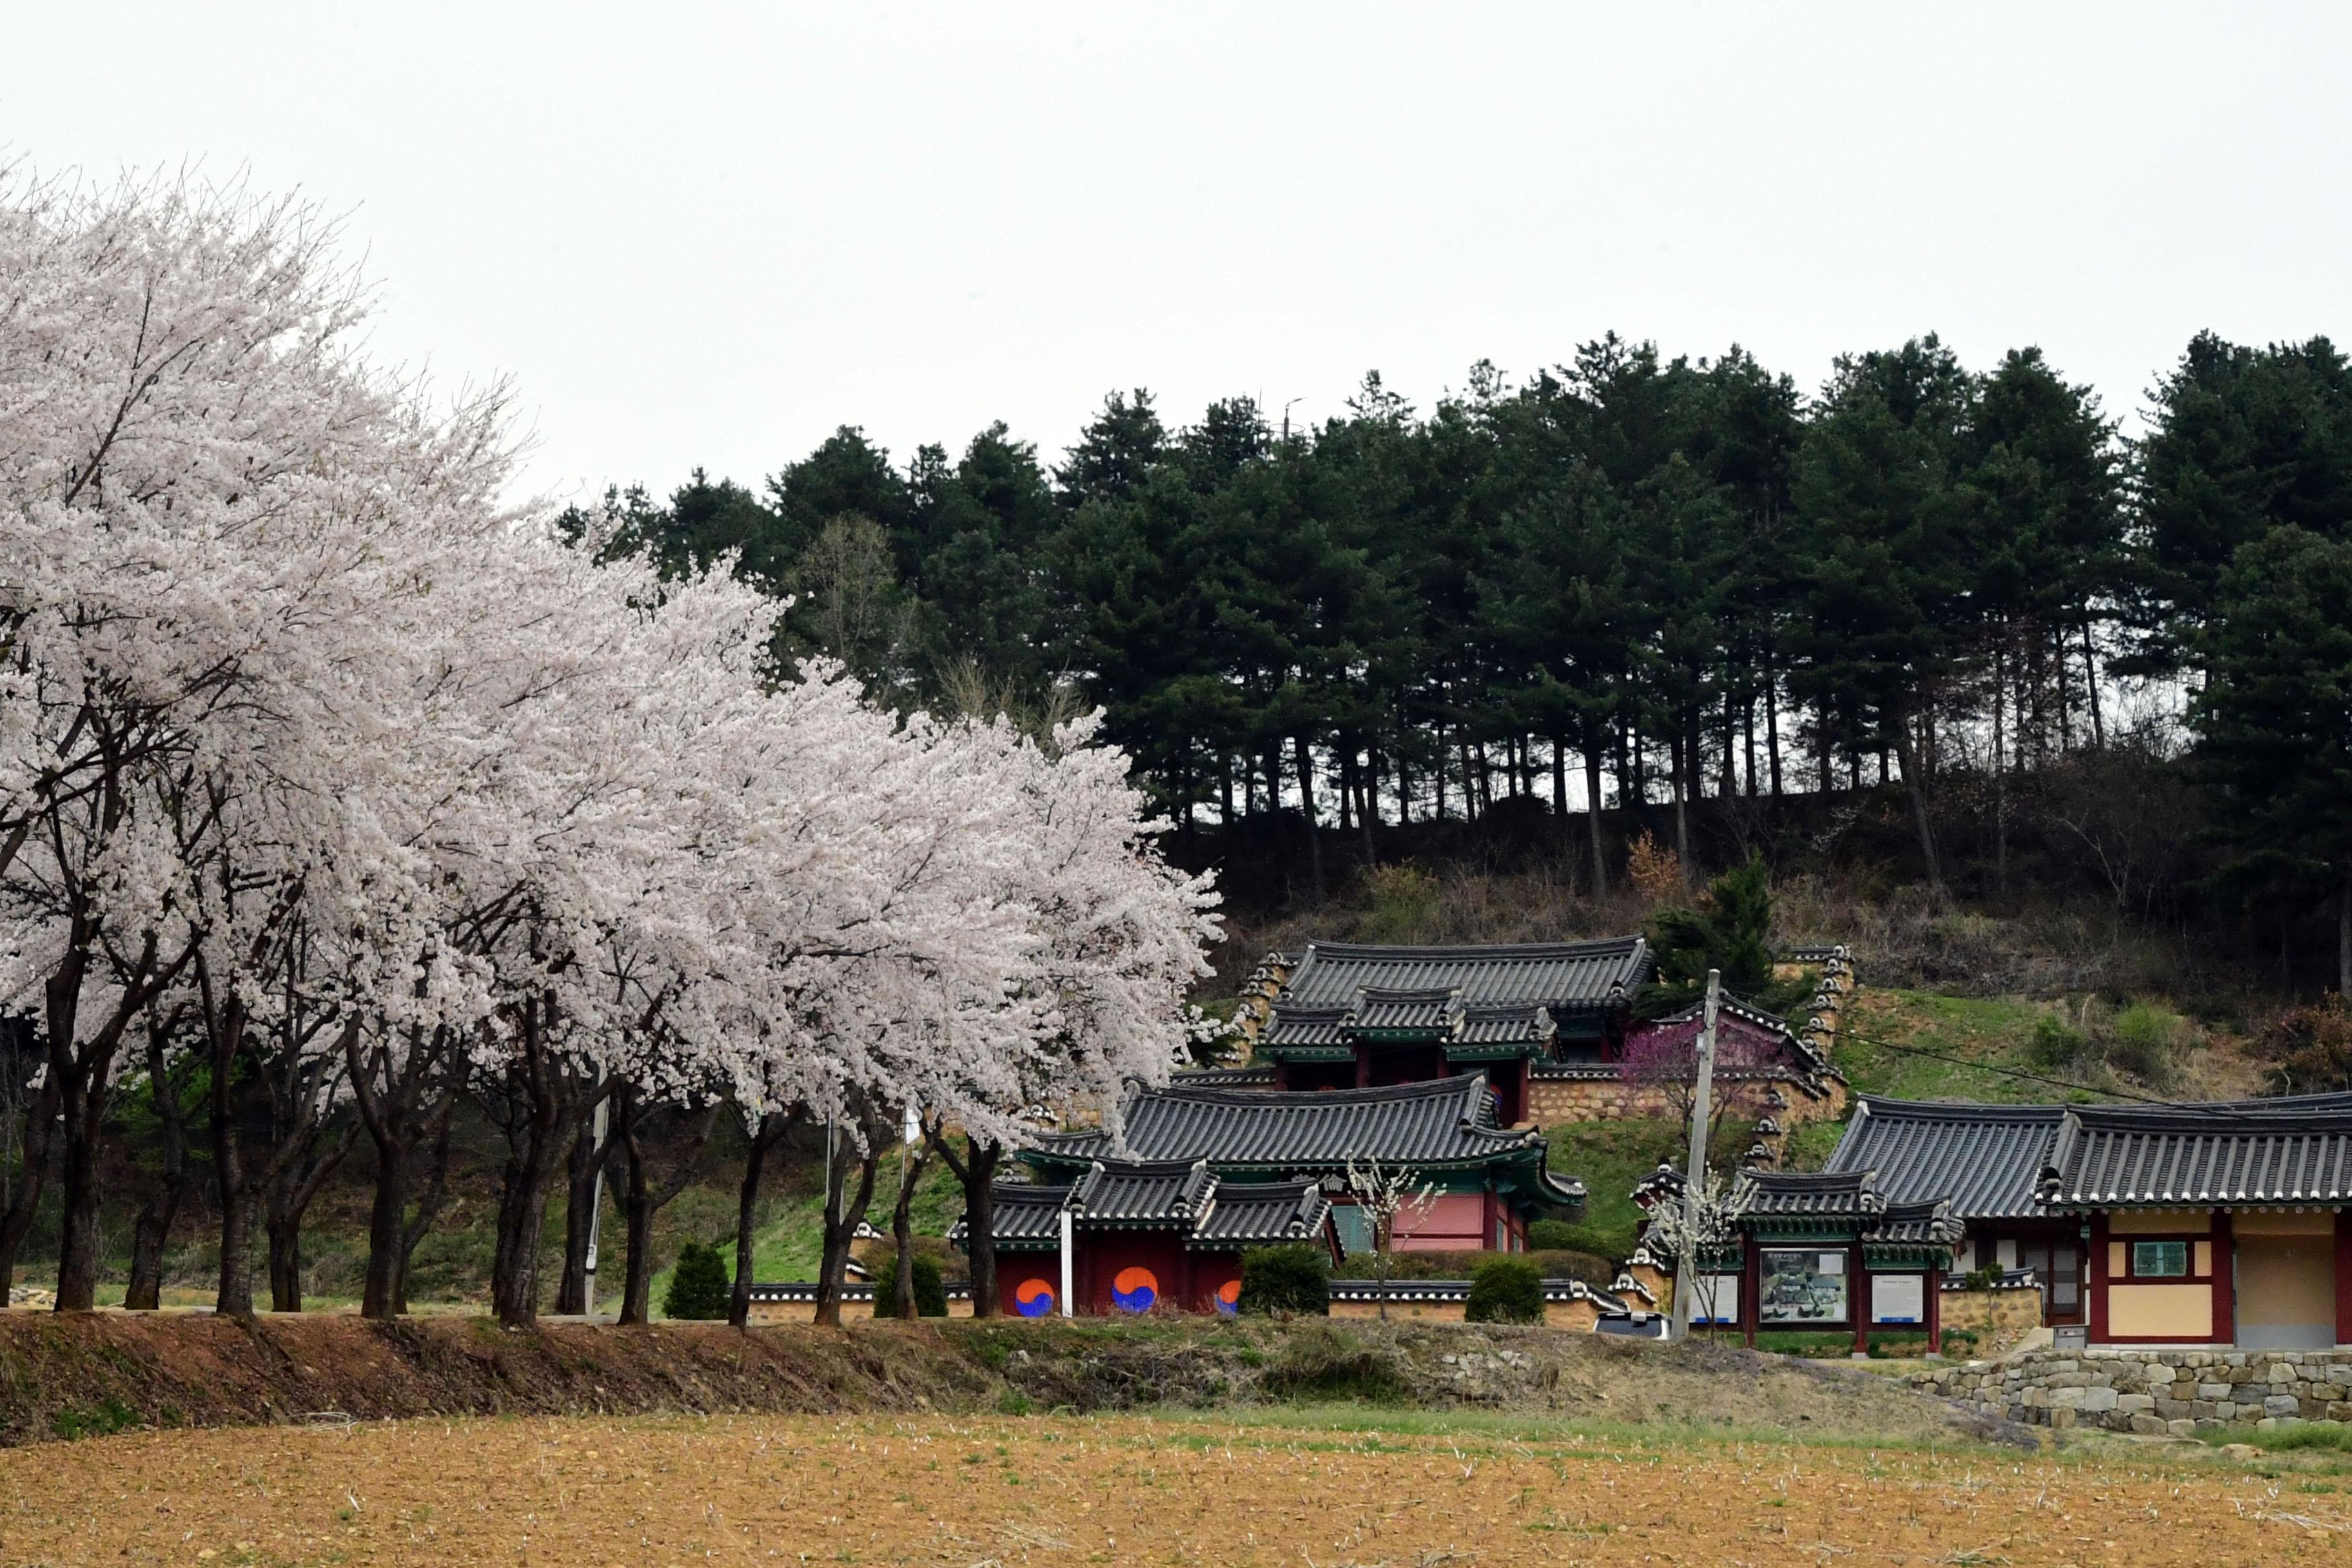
1671, 968, 1722, 1341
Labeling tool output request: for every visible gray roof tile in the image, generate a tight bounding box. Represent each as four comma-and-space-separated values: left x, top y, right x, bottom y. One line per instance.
2040, 1097, 2352, 1206
1034, 1074, 1546, 1172
1190, 1179, 1332, 1248
1069, 1159, 1216, 1226
1825, 1097, 2068, 1219
1276, 938, 1649, 1021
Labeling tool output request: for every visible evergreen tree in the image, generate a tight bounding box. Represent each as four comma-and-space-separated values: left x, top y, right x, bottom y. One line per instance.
2190, 525, 2352, 994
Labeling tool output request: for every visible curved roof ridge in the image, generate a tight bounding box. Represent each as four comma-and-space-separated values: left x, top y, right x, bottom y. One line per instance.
1307, 936, 1644, 959
1851, 1095, 2068, 1121
1143, 1075, 1488, 1108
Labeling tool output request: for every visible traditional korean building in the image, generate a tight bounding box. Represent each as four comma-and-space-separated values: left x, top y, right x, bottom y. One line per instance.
1234, 938, 1654, 1123
2034, 1099, 2352, 1349
1023, 1073, 1587, 1257
1824, 1097, 2080, 1324
952, 1159, 1338, 1318
1634, 1164, 1963, 1349
1821, 1092, 2352, 1345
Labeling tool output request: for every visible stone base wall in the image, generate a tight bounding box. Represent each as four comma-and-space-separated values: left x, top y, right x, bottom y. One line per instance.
1527, 1071, 1847, 1151
1326, 1298, 1607, 1330
747, 1298, 976, 1324
1917, 1348, 2352, 1434
1937, 1284, 2044, 1357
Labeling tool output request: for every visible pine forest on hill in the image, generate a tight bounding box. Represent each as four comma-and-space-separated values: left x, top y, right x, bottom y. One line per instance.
572, 329, 2352, 1001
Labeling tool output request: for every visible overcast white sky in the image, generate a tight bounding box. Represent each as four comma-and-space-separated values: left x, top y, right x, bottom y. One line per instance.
11, 3, 2351, 503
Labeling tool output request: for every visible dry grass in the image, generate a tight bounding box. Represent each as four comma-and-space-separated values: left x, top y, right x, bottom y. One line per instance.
5, 1409, 2346, 1566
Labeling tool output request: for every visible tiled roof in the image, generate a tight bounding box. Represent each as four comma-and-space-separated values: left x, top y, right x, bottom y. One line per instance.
1069, 1159, 1215, 1226
1258, 938, 1647, 1052
1277, 937, 1648, 1014
1168, 1064, 1277, 1088
1867, 1198, 1965, 1248
1741, 1169, 1884, 1219
1826, 1097, 2067, 1219
948, 1181, 1074, 1250
2038, 1098, 2352, 1207
1190, 1179, 1332, 1248
742, 1281, 974, 1303
1033, 1075, 1548, 1173
951, 1170, 1338, 1255
1325, 1277, 1638, 1316
1634, 1163, 1959, 1248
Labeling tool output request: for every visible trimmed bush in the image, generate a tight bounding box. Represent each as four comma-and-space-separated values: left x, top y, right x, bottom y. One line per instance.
1525, 1219, 1579, 1251
1236, 1244, 1330, 1316
662, 1241, 732, 1320
1463, 1257, 1544, 1324
871, 1253, 949, 1318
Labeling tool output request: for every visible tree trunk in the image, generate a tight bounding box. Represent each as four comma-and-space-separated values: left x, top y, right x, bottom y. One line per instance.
555, 1112, 603, 1315
1293, 733, 1325, 904
1763, 656, 1783, 797
2340, 873, 2351, 999
618, 1128, 654, 1326
362, 1135, 409, 1319
393, 1100, 458, 1316
1583, 736, 1609, 897
812, 1125, 881, 1328
46, 948, 110, 1313
1993, 645, 2008, 897
613, 1092, 715, 1326
1671, 727, 1692, 887
2080, 614, 2106, 750
0, 1075, 61, 1298
930, 1130, 1001, 1318
263, 1119, 355, 1313
729, 1109, 795, 1329
1891, 712, 1946, 899
123, 1017, 192, 1312
265, 1212, 303, 1313
890, 1136, 929, 1319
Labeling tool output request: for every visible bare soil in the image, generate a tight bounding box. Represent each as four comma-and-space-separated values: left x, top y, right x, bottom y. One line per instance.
5, 1409, 2346, 1567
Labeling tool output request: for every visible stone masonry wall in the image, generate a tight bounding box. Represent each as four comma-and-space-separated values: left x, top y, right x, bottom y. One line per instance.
1935, 1283, 2044, 1357
1917, 1348, 2352, 1435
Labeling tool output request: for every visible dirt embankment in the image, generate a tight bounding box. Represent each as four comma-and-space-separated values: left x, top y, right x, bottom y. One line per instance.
0, 1310, 2014, 1449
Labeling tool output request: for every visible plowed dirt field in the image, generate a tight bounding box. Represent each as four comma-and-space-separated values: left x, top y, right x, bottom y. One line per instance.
2, 1411, 2344, 1567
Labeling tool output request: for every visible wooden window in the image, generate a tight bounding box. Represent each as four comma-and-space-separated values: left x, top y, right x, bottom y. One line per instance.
2115, 1237, 2210, 1282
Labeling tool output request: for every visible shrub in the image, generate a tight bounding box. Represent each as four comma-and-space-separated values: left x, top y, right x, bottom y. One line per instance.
2028, 1014, 2090, 1073
1525, 1219, 1578, 1251
1463, 1257, 1544, 1324
871, 1253, 949, 1318
1236, 1244, 1330, 1316
2106, 1001, 2185, 1087
1260, 1324, 1407, 1403
662, 1241, 732, 1320
2257, 993, 2352, 1094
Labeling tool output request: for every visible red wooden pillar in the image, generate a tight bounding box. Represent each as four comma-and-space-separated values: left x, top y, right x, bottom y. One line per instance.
1741, 1238, 1760, 1348
2336, 1211, 2352, 1348
1850, 1240, 1868, 1356
1925, 1262, 1943, 1355
2210, 1208, 2234, 1346
1353, 1044, 1371, 1089
2087, 1211, 2109, 1344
